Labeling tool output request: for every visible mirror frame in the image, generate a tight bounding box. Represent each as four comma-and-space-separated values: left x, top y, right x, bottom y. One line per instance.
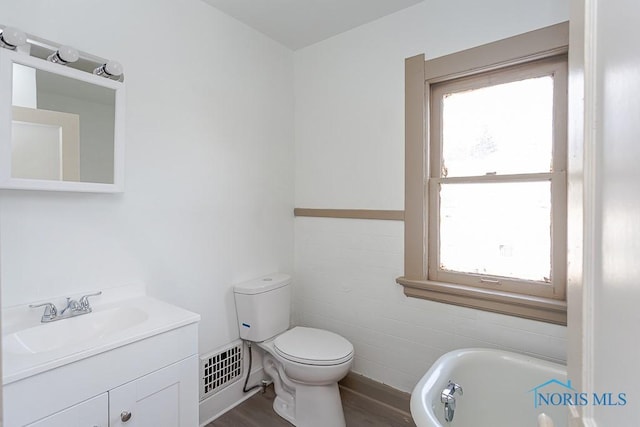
0, 48, 125, 192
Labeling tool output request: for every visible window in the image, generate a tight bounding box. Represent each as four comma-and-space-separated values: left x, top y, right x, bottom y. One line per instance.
430, 58, 567, 298
398, 22, 569, 324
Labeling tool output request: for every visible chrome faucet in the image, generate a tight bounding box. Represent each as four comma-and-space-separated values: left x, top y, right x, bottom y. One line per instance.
441, 380, 463, 422
29, 291, 102, 323
60, 297, 81, 315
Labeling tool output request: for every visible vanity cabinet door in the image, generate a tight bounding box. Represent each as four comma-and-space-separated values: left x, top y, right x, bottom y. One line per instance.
108, 355, 198, 427
26, 393, 108, 427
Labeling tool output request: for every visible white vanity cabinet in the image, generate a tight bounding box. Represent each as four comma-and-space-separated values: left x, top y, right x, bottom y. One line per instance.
109, 356, 198, 427
19, 356, 197, 427
3, 295, 200, 427
25, 393, 108, 427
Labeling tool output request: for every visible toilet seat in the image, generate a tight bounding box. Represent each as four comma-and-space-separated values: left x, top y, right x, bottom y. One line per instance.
274, 327, 353, 366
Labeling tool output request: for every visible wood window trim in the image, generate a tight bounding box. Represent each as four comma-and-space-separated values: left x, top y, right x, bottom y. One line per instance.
397, 277, 567, 325
398, 22, 569, 325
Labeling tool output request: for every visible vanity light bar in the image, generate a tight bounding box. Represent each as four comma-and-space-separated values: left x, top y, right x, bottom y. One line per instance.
0, 24, 124, 82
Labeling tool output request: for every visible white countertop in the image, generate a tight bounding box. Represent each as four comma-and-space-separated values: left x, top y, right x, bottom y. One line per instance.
2, 286, 200, 384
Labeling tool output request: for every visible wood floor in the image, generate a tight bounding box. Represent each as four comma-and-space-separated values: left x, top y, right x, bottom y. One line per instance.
208, 385, 417, 427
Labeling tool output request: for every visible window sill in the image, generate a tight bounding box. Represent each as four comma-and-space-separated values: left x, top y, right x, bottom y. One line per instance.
396, 277, 567, 325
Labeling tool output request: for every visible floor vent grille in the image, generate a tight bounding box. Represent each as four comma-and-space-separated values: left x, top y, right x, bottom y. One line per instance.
200, 342, 243, 400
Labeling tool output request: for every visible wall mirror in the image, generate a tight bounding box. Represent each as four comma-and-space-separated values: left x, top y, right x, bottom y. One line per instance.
0, 48, 125, 192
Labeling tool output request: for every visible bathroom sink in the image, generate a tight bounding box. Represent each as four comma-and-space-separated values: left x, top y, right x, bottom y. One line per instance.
2, 287, 200, 385
3, 307, 148, 355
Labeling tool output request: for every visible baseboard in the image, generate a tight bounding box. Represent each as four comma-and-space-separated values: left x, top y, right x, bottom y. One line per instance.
200, 369, 412, 425
199, 366, 266, 426
339, 372, 412, 416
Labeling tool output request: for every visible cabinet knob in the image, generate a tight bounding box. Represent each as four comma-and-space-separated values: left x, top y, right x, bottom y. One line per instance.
120, 411, 132, 422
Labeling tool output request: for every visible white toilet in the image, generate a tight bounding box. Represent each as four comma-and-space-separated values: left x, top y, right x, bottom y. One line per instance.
234, 273, 354, 427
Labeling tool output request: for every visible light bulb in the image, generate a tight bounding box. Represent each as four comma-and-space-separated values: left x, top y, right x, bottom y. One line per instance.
0, 27, 27, 50
93, 60, 123, 79
48, 45, 79, 64
104, 60, 123, 77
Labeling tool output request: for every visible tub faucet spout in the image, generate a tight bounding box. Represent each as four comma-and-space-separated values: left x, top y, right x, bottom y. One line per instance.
444, 401, 456, 423
441, 380, 463, 422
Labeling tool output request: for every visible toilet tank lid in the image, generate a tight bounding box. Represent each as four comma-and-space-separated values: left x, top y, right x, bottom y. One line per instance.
233, 273, 291, 295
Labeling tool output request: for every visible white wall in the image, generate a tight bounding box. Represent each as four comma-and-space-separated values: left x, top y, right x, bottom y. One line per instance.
1, 0, 294, 362
293, 0, 569, 392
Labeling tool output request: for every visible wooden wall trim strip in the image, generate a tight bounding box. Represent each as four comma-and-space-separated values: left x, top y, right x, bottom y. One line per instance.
294, 208, 404, 221
339, 372, 412, 416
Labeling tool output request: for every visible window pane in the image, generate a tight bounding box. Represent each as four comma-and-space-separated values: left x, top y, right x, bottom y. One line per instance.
439, 181, 551, 282
441, 76, 553, 177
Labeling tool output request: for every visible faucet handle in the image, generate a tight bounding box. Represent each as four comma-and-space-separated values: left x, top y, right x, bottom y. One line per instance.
79, 291, 102, 310
452, 382, 463, 396
441, 380, 463, 402
29, 302, 58, 321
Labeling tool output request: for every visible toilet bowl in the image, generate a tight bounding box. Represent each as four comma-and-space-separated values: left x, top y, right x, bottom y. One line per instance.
233, 274, 354, 427
259, 327, 353, 426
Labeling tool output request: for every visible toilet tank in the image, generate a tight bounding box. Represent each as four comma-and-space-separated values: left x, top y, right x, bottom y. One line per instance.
233, 273, 291, 342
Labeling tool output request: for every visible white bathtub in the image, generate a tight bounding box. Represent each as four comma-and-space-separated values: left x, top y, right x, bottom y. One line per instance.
411, 348, 567, 427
